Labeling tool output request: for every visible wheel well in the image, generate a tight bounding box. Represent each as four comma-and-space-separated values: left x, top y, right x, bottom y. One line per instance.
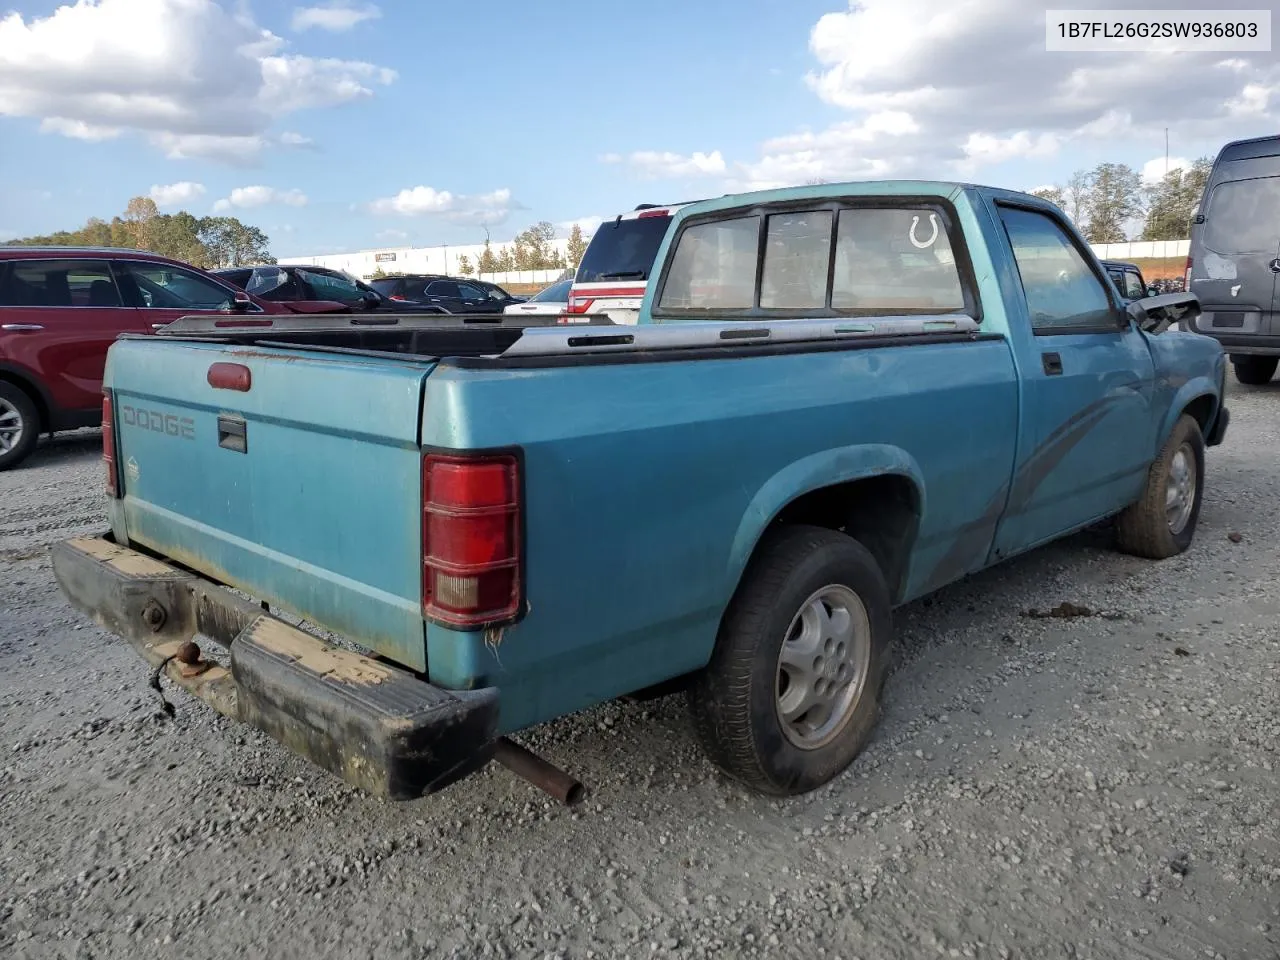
771, 474, 921, 603
1182, 394, 1217, 434
0, 371, 48, 433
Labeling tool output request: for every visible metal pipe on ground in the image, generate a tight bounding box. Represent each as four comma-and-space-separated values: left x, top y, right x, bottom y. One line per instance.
493, 737, 585, 806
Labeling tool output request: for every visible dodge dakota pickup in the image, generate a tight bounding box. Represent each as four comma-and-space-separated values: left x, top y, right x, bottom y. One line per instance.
52, 181, 1228, 804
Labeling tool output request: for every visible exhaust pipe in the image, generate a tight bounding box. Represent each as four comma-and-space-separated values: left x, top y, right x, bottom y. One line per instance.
493, 737, 585, 806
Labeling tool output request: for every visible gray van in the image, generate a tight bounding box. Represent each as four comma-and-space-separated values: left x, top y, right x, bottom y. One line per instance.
1186, 135, 1280, 384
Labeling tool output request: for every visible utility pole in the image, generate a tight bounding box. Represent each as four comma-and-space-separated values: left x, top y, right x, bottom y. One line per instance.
1165, 127, 1169, 179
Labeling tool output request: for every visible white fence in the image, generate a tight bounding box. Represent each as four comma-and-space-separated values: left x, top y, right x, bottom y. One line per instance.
474, 269, 570, 285
1089, 240, 1189, 260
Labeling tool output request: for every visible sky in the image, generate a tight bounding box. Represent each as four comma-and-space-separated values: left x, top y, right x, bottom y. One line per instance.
0, 0, 1276, 258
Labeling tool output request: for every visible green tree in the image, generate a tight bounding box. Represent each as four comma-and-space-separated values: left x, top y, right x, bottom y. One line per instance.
456, 254, 474, 276
512, 220, 558, 270
1029, 186, 1065, 210
1141, 156, 1212, 240
566, 223, 588, 269
495, 245, 515, 273
476, 239, 499, 275
198, 217, 274, 268
1083, 162, 1143, 243
1064, 169, 1092, 228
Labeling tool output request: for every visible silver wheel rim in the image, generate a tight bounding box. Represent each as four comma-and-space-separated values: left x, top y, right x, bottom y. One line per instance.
1166, 442, 1196, 535
775, 584, 872, 750
0, 398, 23, 455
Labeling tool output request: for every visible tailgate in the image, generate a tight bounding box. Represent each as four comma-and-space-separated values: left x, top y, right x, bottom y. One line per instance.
107, 338, 435, 671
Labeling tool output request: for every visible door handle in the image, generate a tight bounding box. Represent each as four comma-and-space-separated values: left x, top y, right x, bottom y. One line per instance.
1, 323, 44, 331
1042, 352, 1063, 376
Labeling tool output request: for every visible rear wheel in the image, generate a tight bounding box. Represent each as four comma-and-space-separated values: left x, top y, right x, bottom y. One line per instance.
688, 525, 891, 796
0, 382, 40, 471
1231, 355, 1277, 385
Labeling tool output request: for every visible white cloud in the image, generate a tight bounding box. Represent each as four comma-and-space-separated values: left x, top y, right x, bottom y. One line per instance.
0, 0, 396, 162
292, 2, 381, 32
149, 181, 206, 208
279, 131, 315, 148
374, 228, 409, 243
958, 131, 1061, 173
39, 117, 120, 141
213, 185, 309, 212
1141, 155, 1191, 185
736, 0, 1280, 185
369, 186, 515, 225
617, 150, 727, 179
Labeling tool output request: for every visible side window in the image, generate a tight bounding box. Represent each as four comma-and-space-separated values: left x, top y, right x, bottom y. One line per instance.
998, 207, 1114, 333
298, 269, 359, 301
760, 211, 832, 309
0, 259, 121, 307
1204, 177, 1280, 255
456, 282, 486, 300
484, 285, 509, 301
657, 215, 759, 310
120, 262, 235, 310
426, 280, 461, 299
831, 208, 965, 312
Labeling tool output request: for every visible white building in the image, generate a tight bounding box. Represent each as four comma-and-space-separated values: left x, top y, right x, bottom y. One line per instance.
280, 237, 582, 286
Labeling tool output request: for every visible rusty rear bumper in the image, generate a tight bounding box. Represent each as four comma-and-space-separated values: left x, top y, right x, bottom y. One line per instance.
50, 535, 499, 801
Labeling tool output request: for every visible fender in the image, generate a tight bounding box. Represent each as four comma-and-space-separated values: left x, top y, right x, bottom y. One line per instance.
726, 443, 926, 587
1158, 375, 1219, 454
0, 360, 54, 428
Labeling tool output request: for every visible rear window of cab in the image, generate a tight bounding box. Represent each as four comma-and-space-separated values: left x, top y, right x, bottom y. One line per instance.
653, 203, 973, 320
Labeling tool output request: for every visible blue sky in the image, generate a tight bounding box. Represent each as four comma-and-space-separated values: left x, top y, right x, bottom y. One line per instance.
0, 0, 1276, 258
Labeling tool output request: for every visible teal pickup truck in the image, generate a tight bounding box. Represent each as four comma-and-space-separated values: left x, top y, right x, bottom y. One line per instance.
53, 181, 1228, 803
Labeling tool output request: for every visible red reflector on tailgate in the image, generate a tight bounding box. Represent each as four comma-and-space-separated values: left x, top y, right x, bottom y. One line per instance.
102, 392, 119, 498
207, 362, 252, 392
422, 453, 521, 628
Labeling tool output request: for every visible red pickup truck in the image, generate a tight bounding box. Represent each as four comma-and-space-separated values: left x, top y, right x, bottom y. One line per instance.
0, 246, 347, 470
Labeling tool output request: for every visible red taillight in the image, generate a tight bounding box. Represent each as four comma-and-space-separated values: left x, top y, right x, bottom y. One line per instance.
390, 295, 408, 302
102, 392, 119, 498
637, 209, 668, 218
566, 295, 593, 314
422, 453, 521, 627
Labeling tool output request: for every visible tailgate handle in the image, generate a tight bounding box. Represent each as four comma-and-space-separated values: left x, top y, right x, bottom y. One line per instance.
217, 416, 248, 454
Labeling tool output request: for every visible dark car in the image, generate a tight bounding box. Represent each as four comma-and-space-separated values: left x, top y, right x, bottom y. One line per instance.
368, 274, 525, 314
1185, 135, 1280, 384
0, 246, 348, 471
1101, 260, 1156, 303
214, 265, 448, 314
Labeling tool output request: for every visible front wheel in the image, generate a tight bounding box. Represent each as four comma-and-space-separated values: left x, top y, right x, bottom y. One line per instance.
688, 525, 892, 796
1231, 355, 1278, 385
1114, 414, 1205, 559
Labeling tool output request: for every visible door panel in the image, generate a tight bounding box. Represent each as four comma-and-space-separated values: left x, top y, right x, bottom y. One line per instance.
988, 205, 1156, 558
0, 258, 141, 413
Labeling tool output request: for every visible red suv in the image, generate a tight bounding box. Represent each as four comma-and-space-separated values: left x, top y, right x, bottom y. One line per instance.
0, 247, 345, 470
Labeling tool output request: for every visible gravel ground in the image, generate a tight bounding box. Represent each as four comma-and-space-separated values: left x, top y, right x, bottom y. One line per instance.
1, 383, 1278, 960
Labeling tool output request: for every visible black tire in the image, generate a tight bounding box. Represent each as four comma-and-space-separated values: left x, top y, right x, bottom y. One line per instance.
688, 524, 892, 796
1231, 355, 1277, 386
0, 381, 40, 472
1114, 414, 1205, 559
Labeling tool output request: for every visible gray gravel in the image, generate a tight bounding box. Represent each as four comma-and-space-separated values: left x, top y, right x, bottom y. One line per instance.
2, 383, 1278, 960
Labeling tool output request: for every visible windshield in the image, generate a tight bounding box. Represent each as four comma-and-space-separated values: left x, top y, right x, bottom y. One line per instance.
530, 279, 572, 302
245, 266, 290, 298
297, 268, 363, 303
576, 216, 671, 283
370, 278, 400, 296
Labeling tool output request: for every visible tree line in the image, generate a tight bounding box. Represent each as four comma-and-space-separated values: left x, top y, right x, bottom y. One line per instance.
1029, 158, 1211, 243
7, 196, 275, 268
453, 221, 589, 277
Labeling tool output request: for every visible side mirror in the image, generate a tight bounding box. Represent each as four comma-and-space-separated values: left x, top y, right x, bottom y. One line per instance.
361, 290, 380, 310
229, 290, 253, 314
1146, 284, 1159, 297
1127, 291, 1200, 334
